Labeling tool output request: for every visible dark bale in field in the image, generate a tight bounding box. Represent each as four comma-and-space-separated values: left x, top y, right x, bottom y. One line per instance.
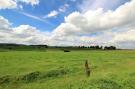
104, 46, 116, 50
63, 50, 70, 52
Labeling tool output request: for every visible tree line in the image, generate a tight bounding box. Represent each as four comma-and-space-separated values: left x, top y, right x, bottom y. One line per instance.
48, 45, 116, 50
0, 43, 116, 50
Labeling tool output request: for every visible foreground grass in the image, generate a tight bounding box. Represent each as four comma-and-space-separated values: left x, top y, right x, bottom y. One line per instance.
0, 50, 135, 89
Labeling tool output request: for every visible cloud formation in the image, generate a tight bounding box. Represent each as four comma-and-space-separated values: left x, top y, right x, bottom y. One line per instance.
18, 0, 39, 6
0, 16, 49, 44
44, 4, 69, 19
78, 0, 129, 12
54, 0, 135, 35
0, 16, 11, 28
44, 10, 59, 18
0, 0, 39, 9
0, 0, 135, 49
52, 0, 135, 48
0, 0, 17, 9
59, 4, 69, 12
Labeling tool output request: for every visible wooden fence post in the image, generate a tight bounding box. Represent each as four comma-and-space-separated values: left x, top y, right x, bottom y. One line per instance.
85, 60, 91, 77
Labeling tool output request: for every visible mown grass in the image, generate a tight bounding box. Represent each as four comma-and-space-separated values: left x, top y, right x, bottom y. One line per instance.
0, 50, 135, 89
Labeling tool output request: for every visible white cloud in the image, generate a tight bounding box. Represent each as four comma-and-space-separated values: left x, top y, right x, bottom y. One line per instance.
18, 0, 39, 6
0, 16, 50, 45
0, 16, 11, 29
51, 0, 135, 48
18, 4, 23, 10
112, 30, 135, 43
44, 4, 69, 19
44, 10, 59, 18
20, 12, 45, 22
78, 0, 125, 12
54, 0, 135, 35
0, 0, 39, 9
59, 4, 69, 12
19, 12, 54, 26
0, 0, 135, 49
12, 25, 50, 44
0, 0, 17, 9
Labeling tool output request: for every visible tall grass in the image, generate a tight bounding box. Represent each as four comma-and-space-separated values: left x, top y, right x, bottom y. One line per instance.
0, 50, 135, 89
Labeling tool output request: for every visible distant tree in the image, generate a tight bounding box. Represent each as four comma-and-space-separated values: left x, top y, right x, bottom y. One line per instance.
30, 45, 48, 48
100, 46, 103, 49
95, 45, 100, 49
44, 45, 48, 48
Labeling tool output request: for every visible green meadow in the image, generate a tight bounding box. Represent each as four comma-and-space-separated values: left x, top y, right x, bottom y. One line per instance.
0, 50, 135, 89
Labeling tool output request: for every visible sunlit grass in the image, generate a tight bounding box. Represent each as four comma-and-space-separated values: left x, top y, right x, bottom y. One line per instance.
0, 50, 135, 89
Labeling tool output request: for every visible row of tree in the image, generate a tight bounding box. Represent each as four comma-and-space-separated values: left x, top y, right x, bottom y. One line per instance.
53, 45, 116, 50
0, 43, 116, 50
78, 45, 116, 50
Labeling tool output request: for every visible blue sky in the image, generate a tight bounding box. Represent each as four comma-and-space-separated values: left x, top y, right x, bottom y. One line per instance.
0, 0, 135, 49
0, 0, 129, 32
0, 0, 81, 31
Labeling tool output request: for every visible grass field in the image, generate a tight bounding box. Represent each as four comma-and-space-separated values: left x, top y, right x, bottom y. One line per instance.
0, 50, 135, 89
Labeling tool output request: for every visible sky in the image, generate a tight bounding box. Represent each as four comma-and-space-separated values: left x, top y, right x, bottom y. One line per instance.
0, 0, 135, 49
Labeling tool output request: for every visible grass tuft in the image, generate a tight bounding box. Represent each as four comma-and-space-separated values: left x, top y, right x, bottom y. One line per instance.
0, 75, 11, 84
89, 79, 122, 89
20, 71, 40, 82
